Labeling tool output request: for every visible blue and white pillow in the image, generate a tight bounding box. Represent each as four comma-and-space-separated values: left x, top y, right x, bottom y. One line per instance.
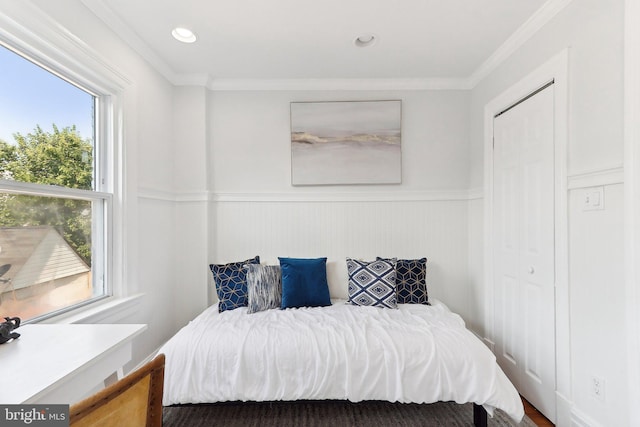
245, 264, 282, 314
346, 258, 397, 309
210, 256, 260, 313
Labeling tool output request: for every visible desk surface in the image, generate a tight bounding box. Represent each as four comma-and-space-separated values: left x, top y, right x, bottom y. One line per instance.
0, 323, 146, 404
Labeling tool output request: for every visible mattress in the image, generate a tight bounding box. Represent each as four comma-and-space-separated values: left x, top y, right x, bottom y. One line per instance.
159, 299, 524, 422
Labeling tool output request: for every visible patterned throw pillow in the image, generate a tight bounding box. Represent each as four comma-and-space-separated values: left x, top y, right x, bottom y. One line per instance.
245, 264, 282, 314
379, 257, 429, 305
346, 258, 397, 309
210, 256, 260, 313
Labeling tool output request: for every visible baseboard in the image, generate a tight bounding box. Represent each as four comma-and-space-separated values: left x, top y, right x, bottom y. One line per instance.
555, 391, 572, 427
570, 407, 605, 427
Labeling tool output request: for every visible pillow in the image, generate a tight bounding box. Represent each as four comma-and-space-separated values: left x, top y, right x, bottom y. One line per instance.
245, 264, 282, 314
209, 256, 260, 313
278, 257, 331, 309
346, 258, 397, 309
378, 257, 429, 305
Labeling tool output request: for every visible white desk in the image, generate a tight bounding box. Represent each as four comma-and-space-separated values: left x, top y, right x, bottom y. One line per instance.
0, 323, 146, 404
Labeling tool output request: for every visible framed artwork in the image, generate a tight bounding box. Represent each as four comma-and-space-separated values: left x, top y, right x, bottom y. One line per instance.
290, 100, 402, 185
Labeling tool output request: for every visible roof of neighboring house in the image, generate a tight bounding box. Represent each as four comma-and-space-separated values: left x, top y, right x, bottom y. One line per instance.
0, 226, 90, 290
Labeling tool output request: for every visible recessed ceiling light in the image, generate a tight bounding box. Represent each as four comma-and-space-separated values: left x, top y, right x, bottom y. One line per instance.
172, 27, 197, 43
354, 34, 377, 47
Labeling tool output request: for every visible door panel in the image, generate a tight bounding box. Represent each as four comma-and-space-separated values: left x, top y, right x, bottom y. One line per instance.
493, 85, 556, 421
502, 275, 519, 366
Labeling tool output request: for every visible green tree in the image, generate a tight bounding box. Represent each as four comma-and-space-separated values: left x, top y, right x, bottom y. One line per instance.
0, 125, 93, 265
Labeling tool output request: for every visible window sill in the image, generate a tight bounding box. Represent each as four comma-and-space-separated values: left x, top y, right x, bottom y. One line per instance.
41, 294, 145, 324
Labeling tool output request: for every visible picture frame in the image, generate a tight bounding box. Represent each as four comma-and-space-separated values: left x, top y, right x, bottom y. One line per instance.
290, 100, 402, 186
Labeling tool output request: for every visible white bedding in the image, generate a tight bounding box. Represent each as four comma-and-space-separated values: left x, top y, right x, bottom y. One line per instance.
159, 299, 524, 422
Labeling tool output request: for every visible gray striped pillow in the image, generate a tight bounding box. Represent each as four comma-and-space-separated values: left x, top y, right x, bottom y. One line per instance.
245, 264, 282, 313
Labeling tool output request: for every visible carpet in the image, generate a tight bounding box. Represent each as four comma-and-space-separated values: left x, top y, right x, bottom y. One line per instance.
163, 400, 536, 427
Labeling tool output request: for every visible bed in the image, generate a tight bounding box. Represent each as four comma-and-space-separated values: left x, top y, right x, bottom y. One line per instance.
158, 257, 525, 426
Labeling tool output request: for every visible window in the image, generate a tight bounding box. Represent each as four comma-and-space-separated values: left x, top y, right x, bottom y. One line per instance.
0, 43, 111, 322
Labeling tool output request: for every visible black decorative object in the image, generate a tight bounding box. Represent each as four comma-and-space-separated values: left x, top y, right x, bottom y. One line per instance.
0, 316, 20, 344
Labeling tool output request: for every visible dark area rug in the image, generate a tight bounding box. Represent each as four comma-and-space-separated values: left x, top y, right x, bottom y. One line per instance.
163, 400, 535, 427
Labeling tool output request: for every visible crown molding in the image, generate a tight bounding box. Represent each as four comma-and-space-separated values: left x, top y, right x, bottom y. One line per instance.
80, 0, 573, 91
81, 0, 178, 84
468, 0, 574, 87
172, 73, 210, 86
206, 78, 472, 91
0, 0, 131, 92
207, 78, 472, 91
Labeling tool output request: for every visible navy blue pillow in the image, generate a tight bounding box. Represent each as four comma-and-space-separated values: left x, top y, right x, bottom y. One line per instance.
278, 257, 331, 309
210, 256, 260, 312
378, 257, 429, 305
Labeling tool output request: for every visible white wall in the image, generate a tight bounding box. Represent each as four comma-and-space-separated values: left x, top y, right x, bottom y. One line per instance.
568, 184, 626, 426
211, 198, 470, 315
207, 90, 477, 318
466, 197, 484, 334
172, 87, 210, 328
210, 90, 470, 193
624, 0, 640, 421
468, 0, 627, 425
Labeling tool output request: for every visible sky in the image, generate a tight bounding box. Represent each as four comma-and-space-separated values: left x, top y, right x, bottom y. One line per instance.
0, 44, 94, 144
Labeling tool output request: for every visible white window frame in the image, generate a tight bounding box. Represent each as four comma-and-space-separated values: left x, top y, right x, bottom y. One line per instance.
0, 2, 131, 321
0, 179, 112, 311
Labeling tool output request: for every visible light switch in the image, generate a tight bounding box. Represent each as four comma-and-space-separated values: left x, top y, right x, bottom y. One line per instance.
583, 186, 605, 211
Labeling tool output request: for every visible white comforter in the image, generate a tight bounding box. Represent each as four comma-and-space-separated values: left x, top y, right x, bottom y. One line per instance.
159, 300, 524, 422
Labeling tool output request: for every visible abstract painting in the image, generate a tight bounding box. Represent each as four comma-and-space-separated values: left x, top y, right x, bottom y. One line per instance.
290, 100, 402, 185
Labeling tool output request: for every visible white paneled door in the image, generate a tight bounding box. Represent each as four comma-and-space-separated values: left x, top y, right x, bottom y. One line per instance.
493, 84, 556, 422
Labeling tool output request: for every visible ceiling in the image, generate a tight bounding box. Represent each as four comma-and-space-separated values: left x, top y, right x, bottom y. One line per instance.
80, 0, 563, 88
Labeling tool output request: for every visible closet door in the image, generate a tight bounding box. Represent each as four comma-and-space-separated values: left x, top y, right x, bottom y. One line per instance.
493, 84, 556, 421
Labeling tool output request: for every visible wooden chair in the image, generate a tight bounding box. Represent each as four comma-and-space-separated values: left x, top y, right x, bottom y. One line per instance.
69, 354, 165, 427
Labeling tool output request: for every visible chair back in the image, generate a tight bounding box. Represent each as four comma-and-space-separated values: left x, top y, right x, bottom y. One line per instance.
69, 354, 164, 427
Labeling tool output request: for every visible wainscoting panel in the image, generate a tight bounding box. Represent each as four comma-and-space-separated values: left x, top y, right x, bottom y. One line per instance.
210, 198, 471, 318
